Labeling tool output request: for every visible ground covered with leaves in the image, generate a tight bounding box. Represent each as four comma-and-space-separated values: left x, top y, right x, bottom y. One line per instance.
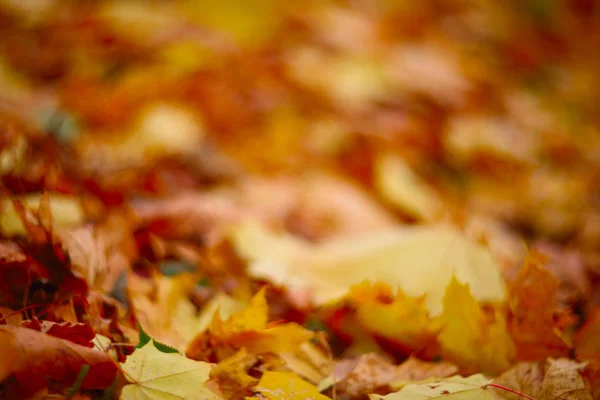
1, 1, 600, 399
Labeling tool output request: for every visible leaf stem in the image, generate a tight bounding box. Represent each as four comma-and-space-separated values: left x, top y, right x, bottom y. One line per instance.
486, 383, 538, 400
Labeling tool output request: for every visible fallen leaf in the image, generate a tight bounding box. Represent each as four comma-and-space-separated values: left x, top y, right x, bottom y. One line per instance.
208, 348, 259, 399
347, 282, 440, 355
192, 292, 245, 335
0, 194, 84, 237
575, 307, 600, 360
255, 371, 332, 400
438, 278, 514, 375
20, 319, 96, 348
493, 358, 593, 400
395, 357, 460, 382
59, 213, 134, 294
233, 223, 506, 315
372, 374, 495, 400
508, 253, 572, 360
0, 325, 117, 397
136, 323, 180, 354
530, 241, 590, 303
186, 288, 314, 362
128, 273, 230, 351
278, 341, 332, 384
323, 354, 458, 397
374, 152, 442, 221
121, 341, 223, 399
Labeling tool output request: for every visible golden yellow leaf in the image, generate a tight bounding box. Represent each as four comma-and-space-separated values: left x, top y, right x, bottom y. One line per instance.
194, 293, 246, 335
255, 371, 332, 400
438, 278, 514, 375
187, 289, 314, 362
211, 287, 269, 335
348, 282, 440, 352
121, 342, 223, 400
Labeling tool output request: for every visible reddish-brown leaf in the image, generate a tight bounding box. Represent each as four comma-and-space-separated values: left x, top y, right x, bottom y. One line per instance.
21, 318, 96, 348
0, 325, 118, 397
507, 252, 574, 361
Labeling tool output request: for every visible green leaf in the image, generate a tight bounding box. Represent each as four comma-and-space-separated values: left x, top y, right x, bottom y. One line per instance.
196, 277, 211, 287
160, 260, 196, 277
136, 323, 180, 354
66, 364, 90, 399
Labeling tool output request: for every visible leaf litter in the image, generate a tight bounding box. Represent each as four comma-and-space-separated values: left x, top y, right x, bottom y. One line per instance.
0, 1, 600, 399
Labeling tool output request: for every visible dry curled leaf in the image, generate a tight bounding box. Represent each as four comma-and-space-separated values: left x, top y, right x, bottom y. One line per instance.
324, 354, 458, 397
493, 358, 593, 400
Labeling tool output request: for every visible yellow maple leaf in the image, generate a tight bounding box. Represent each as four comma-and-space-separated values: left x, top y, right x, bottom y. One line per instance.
187, 289, 315, 361
254, 371, 332, 400
121, 342, 223, 400
211, 287, 269, 335
349, 282, 441, 352
438, 278, 514, 375
232, 223, 505, 315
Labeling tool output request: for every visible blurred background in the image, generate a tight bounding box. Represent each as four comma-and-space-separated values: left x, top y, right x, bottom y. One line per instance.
0, 0, 599, 299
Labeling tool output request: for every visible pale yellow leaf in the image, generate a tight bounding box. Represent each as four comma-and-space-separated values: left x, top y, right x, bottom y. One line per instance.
0, 194, 84, 236
232, 223, 505, 315
375, 374, 496, 400
121, 342, 223, 400
374, 153, 442, 221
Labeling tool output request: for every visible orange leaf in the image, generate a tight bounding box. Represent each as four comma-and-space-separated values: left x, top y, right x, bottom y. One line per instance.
508, 253, 572, 361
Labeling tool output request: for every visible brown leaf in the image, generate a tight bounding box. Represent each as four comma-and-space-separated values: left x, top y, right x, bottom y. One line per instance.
329, 354, 458, 396
0, 326, 118, 397
493, 358, 593, 400
208, 349, 259, 400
